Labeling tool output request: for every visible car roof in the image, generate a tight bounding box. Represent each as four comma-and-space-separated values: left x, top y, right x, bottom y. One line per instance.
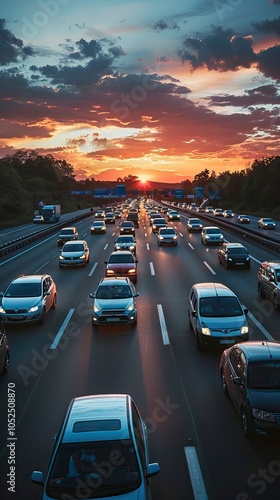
62, 394, 131, 444
192, 282, 235, 298
204, 226, 222, 231
11, 274, 46, 284
234, 341, 280, 362
99, 277, 131, 286
261, 260, 280, 268
63, 240, 87, 246
59, 227, 76, 231
109, 250, 134, 256
223, 243, 245, 248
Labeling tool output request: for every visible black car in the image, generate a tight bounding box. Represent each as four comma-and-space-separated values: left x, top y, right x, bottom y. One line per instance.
218, 243, 250, 269
237, 215, 250, 224
120, 221, 135, 235
0, 319, 9, 374
220, 341, 280, 439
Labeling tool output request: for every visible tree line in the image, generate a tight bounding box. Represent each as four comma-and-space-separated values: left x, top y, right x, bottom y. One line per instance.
0, 150, 279, 227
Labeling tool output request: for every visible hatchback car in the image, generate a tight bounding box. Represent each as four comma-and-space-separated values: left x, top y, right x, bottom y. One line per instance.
105, 251, 138, 283
167, 210, 180, 221
258, 218, 276, 229
237, 215, 250, 224
114, 235, 137, 255
90, 220, 107, 234
258, 261, 280, 310
0, 274, 57, 324
57, 227, 78, 247
220, 341, 280, 439
218, 243, 250, 269
59, 240, 90, 268
188, 283, 249, 351
201, 226, 224, 245
120, 221, 135, 235
90, 277, 139, 326
0, 319, 9, 374
187, 218, 203, 232
31, 393, 160, 499
157, 227, 178, 246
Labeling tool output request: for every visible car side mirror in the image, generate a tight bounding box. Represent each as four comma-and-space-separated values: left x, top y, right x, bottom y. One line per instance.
90, 293, 95, 298
233, 376, 242, 386
31, 471, 44, 486
269, 276, 275, 283
191, 310, 197, 317
243, 308, 248, 315
134, 292, 140, 297
104, 261, 107, 264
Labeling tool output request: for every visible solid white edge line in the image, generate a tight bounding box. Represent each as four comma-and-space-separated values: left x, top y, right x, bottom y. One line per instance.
150, 262, 155, 275
184, 446, 208, 500
188, 242, 194, 250
50, 308, 75, 349
88, 262, 98, 277
247, 311, 275, 341
157, 304, 170, 345
146, 243, 150, 250
203, 261, 216, 275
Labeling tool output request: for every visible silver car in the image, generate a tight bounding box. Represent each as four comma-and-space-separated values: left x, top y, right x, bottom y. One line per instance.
201, 226, 224, 245
157, 227, 178, 246
59, 240, 90, 268
31, 394, 160, 499
188, 282, 249, 351
90, 277, 139, 326
114, 235, 137, 254
0, 274, 57, 324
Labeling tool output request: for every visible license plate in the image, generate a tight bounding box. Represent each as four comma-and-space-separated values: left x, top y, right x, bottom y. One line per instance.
107, 317, 119, 322
235, 263, 244, 266
220, 339, 234, 344
12, 315, 24, 320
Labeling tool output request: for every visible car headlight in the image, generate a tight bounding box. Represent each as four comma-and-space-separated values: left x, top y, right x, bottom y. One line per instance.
115, 245, 121, 250
201, 323, 211, 335
241, 325, 249, 334
126, 301, 134, 311
94, 303, 101, 313
79, 254, 86, 260
252, 408, 276, 423
29, 305, 39, 313
0, 306, 6, 313
129, 246, 135, 251
59, 255, 65, 260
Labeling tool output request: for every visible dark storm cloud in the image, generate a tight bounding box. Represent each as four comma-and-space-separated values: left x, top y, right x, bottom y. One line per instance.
0, 18, 34, 65
258, 44, 280, 80
179, 26, 256, 71
207, 84, 280, 107
149, 20, 180, 31
253, 16, 280, 36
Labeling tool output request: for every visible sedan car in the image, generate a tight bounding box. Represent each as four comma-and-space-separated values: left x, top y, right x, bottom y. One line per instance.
31, 393, 160, 499
94, 209, 105, 218
237, 215, 250, 224
218, 243, 250, 269
187, 218, 203, 232
0, 274, 57, 324
90, 220, 106, 234
220, 341, 280, 439
33, 215, 44, 223
105, 251, 138, 283
258, 217, 276, 229
157, 227, 178, 246
104, 212, 116, 224
90, 277, 139, 326
120, 221, 135, 235
114, 235, 137, 255
167, 210, 180, 221
0, 319, 9, 375
214, 208, 223, 216
57, 227, 78, 247
151, 218, 167, 233
59, 240, 90, 268
223, 209, 234, 218
201, 226, 224, 245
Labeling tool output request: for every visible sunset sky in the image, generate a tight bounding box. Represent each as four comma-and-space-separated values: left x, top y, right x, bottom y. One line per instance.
0, 0, 280, 182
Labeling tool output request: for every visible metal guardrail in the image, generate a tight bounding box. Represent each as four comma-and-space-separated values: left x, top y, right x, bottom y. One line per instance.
0, 211, 93, 258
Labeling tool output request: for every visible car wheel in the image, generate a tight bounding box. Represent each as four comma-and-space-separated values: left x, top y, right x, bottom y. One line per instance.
188, 312, 192, 329
225, 261, 228, 269
0, 351, 9, 374
51, 294, 57, 309
158, 241, 161, 246
218, 257, 222, 264
133, 316, 137, 326
241, 407, 253, 439
40, 308, 46, 324
196, 330, 204, 351
258, 283, 265, 298
246, 263, 250, 270
221, 371, 228, 395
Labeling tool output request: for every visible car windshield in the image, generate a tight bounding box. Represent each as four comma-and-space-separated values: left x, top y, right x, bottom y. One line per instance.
275, 271, 280, 283
206, 229, 221, 234
46, 440, 141, 499
248, 362, 280, 388
5, 283, 41, 298
228, 248, 246, 255
117, 237, 134, 243
122, 222, 133, 227
109, 254, 134, 263
63, 244, 84, 252
160, 229, 175, 235
199, 297, 243, 317
96, 285, 132, 300
93, 222, 104, 226
263, 218, 273, 222
60, 230, 74, 236
189, 219, 201, 224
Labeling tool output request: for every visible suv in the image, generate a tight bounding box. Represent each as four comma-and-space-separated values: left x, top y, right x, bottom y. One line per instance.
0, 319, 9, 374
218, 243, 250, 269
127, 211, 139, 227
31, 394, 160, 499
57, 227, 78, 247
258, 261, 280, 310
188, 282, 249, 351
0, 274, 57, 324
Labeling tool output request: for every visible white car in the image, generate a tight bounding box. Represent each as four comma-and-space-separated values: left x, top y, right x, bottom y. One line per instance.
59, 240, 90, 268
201, 226, 224, 245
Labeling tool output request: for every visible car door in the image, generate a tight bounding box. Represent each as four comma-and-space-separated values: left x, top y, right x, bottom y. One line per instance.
219, 244, 226, 265
226, 348, 246, 411
266, 268, 278, 301
43, 277, 52, 312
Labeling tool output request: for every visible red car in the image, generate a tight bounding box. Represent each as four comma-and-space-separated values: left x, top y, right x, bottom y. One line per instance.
104, 251, 138, 283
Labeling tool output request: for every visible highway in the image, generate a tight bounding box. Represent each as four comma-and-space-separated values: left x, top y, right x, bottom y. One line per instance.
0, 205, 280, 500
